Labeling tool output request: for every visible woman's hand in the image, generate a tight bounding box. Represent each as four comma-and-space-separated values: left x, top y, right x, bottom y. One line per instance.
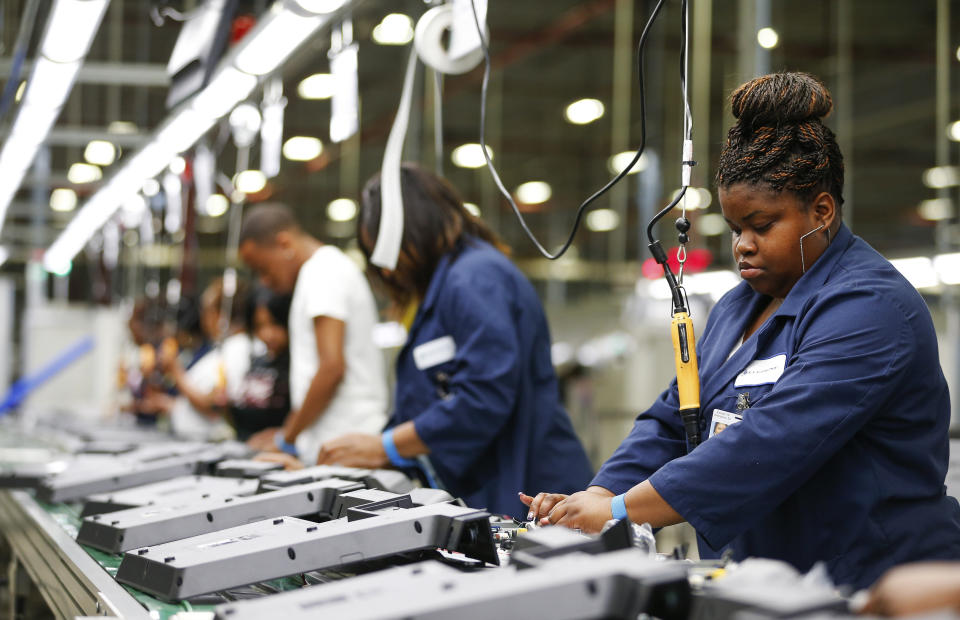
247, 427, 281, 452
254, 451, 304, 471
860, 562, 960, 616
317, 433, 388, 468
538, 490, 613, 533
519, 492, 569, 521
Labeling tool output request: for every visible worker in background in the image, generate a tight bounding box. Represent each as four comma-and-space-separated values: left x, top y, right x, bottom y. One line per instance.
316, 164, 593, 518
229, 287, 292, 442
524, 73, 960, 588
238, 204, 388, 465
160, 278, 252, 440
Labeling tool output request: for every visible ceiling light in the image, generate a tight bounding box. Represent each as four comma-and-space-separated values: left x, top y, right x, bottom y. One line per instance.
890, 257, 938, 290
757, 27, 779, 49
41, 0, 109, 63
948, 121, 960, 142
191, 67, 257, 119
515, 181, 552, 205
293, 0, 346, 14
234, 170, 267, 194
586, 208, 620, 232
956, 45, 960, 62
297, 73, 335, 99
934, 253, 960, 285
168, 157, 186, 175
0, 247, 9, 267
923, 166, 960, 188
234, 8, 323, 76
205, 194, 230, 217
564, 98, 605, 125
451, 143, 493, 169
14, 81, 25, 102
463, 202, 481, 217
156, 108, 215, 154
22, 57, 79, 109
327, 197, 358, 222
107, 120, 138, 134
142, 178, 160, 197
84, 140, 116, 166
50, 188, 77, 212
671, 187, 712, 209
698, 213, 728, 236
282, 136, 323, 161
918, 198, 953, 221
607, 151, 648, 175
372, 13, 414, 45
67, 162, 102, 184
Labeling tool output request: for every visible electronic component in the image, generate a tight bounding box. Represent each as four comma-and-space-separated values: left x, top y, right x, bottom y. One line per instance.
116, 502, 497, 600
80, 475, 259, 516
214, 459, 284, 478
257, 464, 414, 494
77, 477, 362, 553
213, 548, 691, 620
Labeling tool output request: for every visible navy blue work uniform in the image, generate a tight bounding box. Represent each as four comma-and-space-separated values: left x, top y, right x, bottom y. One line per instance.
389, 238, 593, 518
593, 224, 960, 588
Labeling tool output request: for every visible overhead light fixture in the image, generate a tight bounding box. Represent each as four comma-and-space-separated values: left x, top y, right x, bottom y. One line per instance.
671, 187, 712, 210
68, 162, 102, 184
463, 202, 481, 217
168, 157, 187, 175
84, 140, 116, 166
142, 178, 160, 197
698, 213, 729, 236
50, 188, 78, 212
22, 57, 80, 110
923, 166, 960, 189
948, 121, 960, 142
586, 208, 620, 232
757, 27, 779, 49
297, 73, 335, 99
564, 98, 605, 125
282, 136, 323, 161
191, 67, 257, 119
515, 181, 552, 205
14, 81, 25, 103
607, 151, 648, 175
229, 102, 262, 147
107, 120, 138, 134
372, 13, 414, 45
293, 0, 347, 13
0, 247, 9, 267
205, 194, 230, 217
233, 170, 267, 194
41, 0, 110, 63
890, 257, 938, 290
934, 253, 960, 285
451, 143, 493, 169
235, 7, 324, 75
327, 197, 358, 222
918, 198, 953, 221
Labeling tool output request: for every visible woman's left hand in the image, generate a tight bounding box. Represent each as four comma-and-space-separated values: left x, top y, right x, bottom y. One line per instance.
542, 490, 613, 533
317, 433, 388, 468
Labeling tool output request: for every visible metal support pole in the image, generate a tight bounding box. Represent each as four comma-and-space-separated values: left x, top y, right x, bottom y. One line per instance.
608, 0, 633, 263
834, 0, 854, 231
691, 0, 712, 189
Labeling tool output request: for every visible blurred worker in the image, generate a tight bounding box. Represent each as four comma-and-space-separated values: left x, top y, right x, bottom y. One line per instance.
229, 287, 292, 442
238, 204, 387, 464
316, 164, 593, 518
161, 278, 252, 440
524, 73, 960, 588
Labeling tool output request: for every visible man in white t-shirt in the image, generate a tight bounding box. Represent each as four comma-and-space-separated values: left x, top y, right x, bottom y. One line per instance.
238, 203, 387, 464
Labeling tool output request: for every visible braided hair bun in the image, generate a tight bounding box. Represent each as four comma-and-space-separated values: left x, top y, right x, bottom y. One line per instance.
717, 72, 844, 205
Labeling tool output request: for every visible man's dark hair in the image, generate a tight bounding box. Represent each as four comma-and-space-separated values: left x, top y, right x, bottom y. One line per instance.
239, 203, 301, 245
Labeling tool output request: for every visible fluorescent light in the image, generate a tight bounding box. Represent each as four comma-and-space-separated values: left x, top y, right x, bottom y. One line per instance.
205, 194, 230, 217
890, 257, 938, 290
918, 198, 953, 221
515, 181, 552, 204
22, 57, 80, 109
671, 187, 712, 210
607, 151, 648, 175
934, 253, 960, 285
9, 105, 61, 144
41, 0, 109, 63
293, 0, 347, 13
0, 247, 9, 267
142, 178, 160, 197
586, 208, 620, 232
169, 157, 186, 175
84, 140, 116, 166
67, 162, 102, 184
191, 67, 257, 119
451, 143, 493, 169
564, 98, 605, 125
234, 170, 267, 194
699, 213, 729, 236
14, 81, 25, 102
923, 166, 959, 188
372, 13, 414, 45
463, 202, 481, 217
50, 188, 77, 212
235, 7, 323, 76
949, 121, 960, 142
282, 136, 323, 161
297, 73, 335, 99
327, 197, 358, 222
757, 27, 779, 49
156, 108, 216, 154
107, 121, 138, 134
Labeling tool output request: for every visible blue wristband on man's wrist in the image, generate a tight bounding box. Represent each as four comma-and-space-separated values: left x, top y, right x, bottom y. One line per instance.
274, 431, 298, 457
381, 429, 417, 468
611, 493, 629, 521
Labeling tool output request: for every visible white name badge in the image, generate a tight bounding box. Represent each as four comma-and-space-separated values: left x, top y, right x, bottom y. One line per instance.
413, 336, 457, 370
734, 354, 786, 387
709, 408, 742, 438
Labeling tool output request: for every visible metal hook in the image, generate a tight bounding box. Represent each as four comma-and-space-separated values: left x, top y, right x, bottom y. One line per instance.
799, 224, 825, 274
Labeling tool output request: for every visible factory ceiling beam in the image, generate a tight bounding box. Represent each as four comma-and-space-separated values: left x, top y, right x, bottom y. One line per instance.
0, 59, 169, 86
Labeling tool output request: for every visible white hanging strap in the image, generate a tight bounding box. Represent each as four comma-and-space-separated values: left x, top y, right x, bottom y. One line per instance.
371, 49, 419, 270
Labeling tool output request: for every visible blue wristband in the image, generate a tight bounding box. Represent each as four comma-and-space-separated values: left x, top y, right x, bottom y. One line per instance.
274, 431, 298, 457
611, 493, 629, 521
381, 429, 417, 468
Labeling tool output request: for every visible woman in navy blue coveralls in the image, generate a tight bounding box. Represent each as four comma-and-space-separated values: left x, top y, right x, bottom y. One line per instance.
524, 73, 960, 589
317, 163, 593, 518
